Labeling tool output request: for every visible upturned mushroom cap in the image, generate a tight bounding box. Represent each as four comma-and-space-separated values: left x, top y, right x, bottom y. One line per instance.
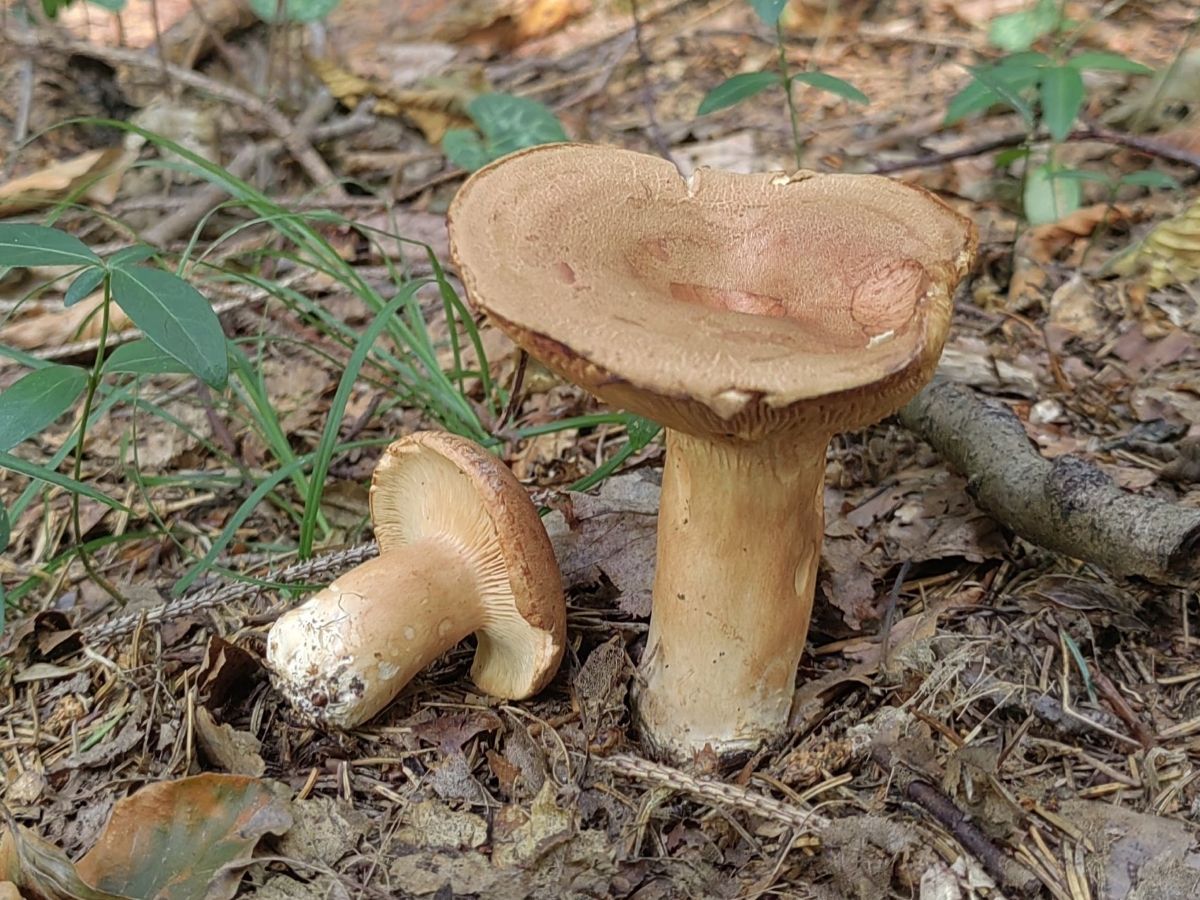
369, 431, 565, 698
265, 431, 564, 728
448, 143, 977, 440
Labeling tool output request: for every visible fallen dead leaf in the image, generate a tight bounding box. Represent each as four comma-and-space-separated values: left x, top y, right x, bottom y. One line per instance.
543, 471, 661, 617
195, 707, 267, 777
1, 774, 291, 900
0, 148, 135, 217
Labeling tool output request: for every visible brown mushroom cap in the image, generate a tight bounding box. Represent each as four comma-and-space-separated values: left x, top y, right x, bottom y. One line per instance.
448, 143, 977, 440
370, 431, 565, 697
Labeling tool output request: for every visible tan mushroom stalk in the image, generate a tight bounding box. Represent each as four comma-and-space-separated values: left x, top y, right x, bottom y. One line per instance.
266, 431, 565, 729
448, 144, 976, 760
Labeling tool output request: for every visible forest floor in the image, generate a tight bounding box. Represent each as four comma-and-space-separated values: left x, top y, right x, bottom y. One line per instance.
1, 0, 1199, 898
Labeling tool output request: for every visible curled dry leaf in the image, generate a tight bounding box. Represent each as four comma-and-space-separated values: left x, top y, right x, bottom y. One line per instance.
0, 149, 135, 218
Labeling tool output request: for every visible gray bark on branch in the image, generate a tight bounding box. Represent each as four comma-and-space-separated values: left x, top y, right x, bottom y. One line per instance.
900, 380, 1200, 586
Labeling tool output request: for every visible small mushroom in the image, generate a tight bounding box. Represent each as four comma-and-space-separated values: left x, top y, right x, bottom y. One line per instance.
448, 144, 976, 760
266, 431, 565, 729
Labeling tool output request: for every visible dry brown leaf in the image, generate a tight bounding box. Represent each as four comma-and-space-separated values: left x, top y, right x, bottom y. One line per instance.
1, 774, 291, 900
1025, 202, 1136, 264
543, 471, 661, 617
195, 707, 267, 777
0, 293, 133, 354
74, 774, 292, 900
309, 57, 473, 143
0, 148, 135, 218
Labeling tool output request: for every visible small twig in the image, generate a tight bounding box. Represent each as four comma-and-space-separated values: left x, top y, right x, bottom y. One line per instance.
593, 751, 830, 834
2, 23, 347, 196
629, 0, 674, 162
83, 543, 380, 644
1091, 668, 1156, 750
871, 125, 1200, 175
872, 743, 1041, 897
2, 55, 35, 182
495, 350, 529, 432
141, 92, 362, 247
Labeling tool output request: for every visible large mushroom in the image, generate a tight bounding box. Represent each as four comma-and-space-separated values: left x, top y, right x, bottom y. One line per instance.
266, 431, 565, 729
448, 143, 976, 760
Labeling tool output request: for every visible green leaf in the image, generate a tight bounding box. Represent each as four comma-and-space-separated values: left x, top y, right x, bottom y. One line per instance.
444, 94, 568, 169
749, 0, 788, 25
109, 266, 229, 389
104, 338, 196, 376
698, 72, 781, 115
1119, 170, 1181, 190
106, 245, 157, 267
248, 0, 340, 22
1025, 162, 1082, 225
443, 129, 494, 172
89, 0, 127, 10
790, 71, 869, 103
0, 224, 101, 268
0, 365, 88, 451
0, 500, 10, 555
994, 146, 1031, 167
988, 0, 1060, 52
1067, 51, 1153, 74
64, 267, 106, 307
468, 93, 568, 155
945, 62, 1041, 125
1040, 65, 1085, 141
40, 0, 74, 17
966, 62, 1037, 129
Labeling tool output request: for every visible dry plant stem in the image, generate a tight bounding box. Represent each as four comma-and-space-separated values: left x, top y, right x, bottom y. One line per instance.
900, 380, 1200, 584
594, 752, 830, 834
638, 430, 825, 758
83, 543, 380, 644
71, 283, 123, 605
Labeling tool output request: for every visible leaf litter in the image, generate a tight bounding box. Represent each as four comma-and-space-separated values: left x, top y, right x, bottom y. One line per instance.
2, 0, 1200, 898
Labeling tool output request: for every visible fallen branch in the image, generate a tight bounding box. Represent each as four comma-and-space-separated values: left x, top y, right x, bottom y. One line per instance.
872, 125, 1200, 174
899, 380, 1200, 585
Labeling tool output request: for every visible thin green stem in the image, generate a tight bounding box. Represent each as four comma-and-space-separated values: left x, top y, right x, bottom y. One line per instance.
70, 271, 123, 604
776, 20, 804, 169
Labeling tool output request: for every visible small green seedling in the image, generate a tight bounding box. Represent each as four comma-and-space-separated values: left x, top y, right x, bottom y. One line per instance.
697, 0, 868, 168
0, 223, 228, 599
443, 94, 569, 172
945, 0, 1155, 224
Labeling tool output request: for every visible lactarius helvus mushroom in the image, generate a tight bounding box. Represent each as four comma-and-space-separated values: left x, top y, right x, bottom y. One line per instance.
266, 431, 565, 729
447, 144, 977, 760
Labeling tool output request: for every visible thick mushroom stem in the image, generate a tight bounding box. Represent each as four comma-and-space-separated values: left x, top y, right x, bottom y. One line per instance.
636, 428, 830, 759
266, 537, 482, 729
